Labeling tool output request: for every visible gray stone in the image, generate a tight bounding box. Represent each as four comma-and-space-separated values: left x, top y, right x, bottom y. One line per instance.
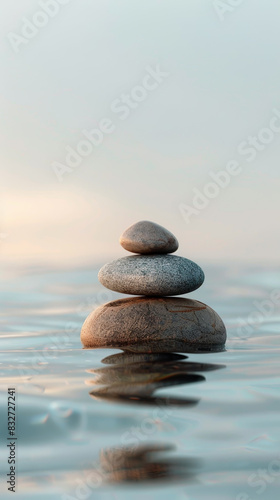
120, 220, 178, 254
98, 255, 204, 296
80, 297, 227, 353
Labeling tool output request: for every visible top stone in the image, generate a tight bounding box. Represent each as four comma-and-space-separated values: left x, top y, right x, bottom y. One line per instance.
120, 220, 179, 254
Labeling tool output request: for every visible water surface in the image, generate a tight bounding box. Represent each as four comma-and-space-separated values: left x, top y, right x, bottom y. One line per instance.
0, 264, 279, 499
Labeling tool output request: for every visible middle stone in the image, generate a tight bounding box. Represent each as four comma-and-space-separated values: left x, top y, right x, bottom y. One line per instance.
98, 255, 205, 296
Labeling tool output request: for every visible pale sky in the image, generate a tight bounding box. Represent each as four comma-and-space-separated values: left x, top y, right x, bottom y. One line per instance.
1, 0, 280, 267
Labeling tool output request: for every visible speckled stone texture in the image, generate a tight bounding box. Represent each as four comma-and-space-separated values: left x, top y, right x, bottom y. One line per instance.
80, 297, 227, 352
98, 255, 204, 296
120, 220, 179, 254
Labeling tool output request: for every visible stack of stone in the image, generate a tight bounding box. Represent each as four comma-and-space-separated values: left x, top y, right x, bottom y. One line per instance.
81, 221, 226, 353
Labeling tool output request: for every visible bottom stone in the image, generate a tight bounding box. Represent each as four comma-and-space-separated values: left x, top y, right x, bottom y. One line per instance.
80, 297, 226, 353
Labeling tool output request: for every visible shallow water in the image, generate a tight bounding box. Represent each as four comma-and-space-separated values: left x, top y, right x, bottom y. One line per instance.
0, 264, 280, 499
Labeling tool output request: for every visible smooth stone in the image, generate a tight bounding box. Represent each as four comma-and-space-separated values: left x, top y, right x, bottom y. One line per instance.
80, 297, 227, 353
98, 255, 204, 296
120, 220, 178, 254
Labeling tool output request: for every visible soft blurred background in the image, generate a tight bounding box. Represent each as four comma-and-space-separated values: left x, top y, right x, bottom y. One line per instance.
2, 3, 280, 499
1, 0, 280, 269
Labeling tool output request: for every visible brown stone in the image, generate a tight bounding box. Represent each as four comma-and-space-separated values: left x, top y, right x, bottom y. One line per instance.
81, 297, 226, 353
119, 220, 178, 254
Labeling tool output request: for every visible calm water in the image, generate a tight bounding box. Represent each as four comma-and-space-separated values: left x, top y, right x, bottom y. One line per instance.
0, 264, 280, 499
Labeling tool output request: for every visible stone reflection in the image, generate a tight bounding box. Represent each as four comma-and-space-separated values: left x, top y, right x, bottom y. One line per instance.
98, 443, 199, 484
86, 350, 225, 406
86, 349, 225, 485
